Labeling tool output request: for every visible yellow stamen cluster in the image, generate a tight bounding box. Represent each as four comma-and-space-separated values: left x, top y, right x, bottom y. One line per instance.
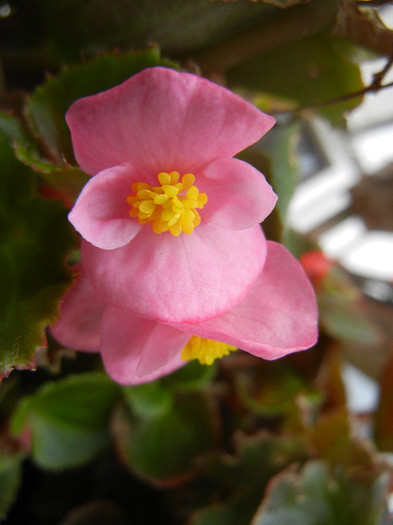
126, 171, 207, 236
181, 336, 237, 365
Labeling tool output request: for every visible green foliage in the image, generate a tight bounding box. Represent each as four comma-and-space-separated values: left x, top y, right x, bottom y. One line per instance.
122, 380, 173, 420
238, 120, 302, 243
227, 36, 364, 125
189, 492, 262, 525
115, 392, 219, 485
114, 366, 220, 485
15, 143, 89, 204
162, 359, 218, 391
252, 460, 389, 525
0, 112, 74, 378
235, 361, 319, 418
184, 351, 386, 525
318, 266, 382, 345
0, 449, 24, 520
10, 372, 119, 469
265, 121, 301, 224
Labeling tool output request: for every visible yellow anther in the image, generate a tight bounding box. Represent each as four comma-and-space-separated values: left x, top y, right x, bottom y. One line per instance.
158, 172, 171, 185
163, 185, 179, 198
186, 186, 198, 200
182, 172, 195, 189
181, 336, 237, 365
154, 194, 168, 205
139, 200, 155, 214
126, 171, 207, 236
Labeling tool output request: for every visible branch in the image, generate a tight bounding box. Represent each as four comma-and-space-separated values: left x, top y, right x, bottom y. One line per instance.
307, 79, 393, 109
369, 51, 393, 88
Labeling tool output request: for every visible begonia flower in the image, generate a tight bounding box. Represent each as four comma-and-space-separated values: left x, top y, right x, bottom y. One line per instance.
52, 242, 318, 385
66, 66, 277, 323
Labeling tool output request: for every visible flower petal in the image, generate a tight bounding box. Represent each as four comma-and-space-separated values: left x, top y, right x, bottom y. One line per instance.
68, 164, 142, 250
66, 67, 275, 176
82, 224, 267, 324
176, 242, 318, 358
99, 307, 189, 385
51, 272, 104, 352
200, 158, 277, 229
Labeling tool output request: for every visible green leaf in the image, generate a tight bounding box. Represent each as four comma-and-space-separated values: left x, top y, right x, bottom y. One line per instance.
10, 372, 119, 470
237, 122, 307, 244
121, 361, 216, 420
227, 36, 364, 126
0, 449, 24, 520
122, 381, 173, 420
113, 390, 219, 485
25, 47, 179, 165
318, 292, 381, 346
236, 362, 316, 418
15, 142, 89, 204
265, 121, 301, 224
0, 112, 75, 378
162, 360, 217, 392
231, 432, 308, 488
236, 147, 284, 242
252, 460, 389, 525
315, 265, 382, 346
189, 432, 308, 525
189, 491, 262, 525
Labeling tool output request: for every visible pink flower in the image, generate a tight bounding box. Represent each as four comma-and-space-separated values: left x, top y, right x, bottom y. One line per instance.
52, 242, 318, 385
66, 67, 277, 324
58, 66, 318, 385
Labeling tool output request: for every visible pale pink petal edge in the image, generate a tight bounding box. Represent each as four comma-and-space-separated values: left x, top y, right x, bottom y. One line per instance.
68, 164, 142, 250
99, 307, 189, 385
200, 158, 277, 230
51, 272, 103, 353
173, 241, 318, 359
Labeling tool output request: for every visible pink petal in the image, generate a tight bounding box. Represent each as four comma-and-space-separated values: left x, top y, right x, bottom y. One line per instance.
68, 164, 142, 250
51, 273, 104, 352
99, 307, 189, 385
176, 242, 318, 358
200, 158, 277, 229
66, 67, 275, 176
82, 224, 267, 324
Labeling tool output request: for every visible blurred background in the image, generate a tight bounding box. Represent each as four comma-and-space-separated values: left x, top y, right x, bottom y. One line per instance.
1, 1, 393, 524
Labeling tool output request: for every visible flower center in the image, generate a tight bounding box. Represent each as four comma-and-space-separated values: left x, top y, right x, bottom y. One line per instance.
181, 336, 237, 365
126, 171, 208, 236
